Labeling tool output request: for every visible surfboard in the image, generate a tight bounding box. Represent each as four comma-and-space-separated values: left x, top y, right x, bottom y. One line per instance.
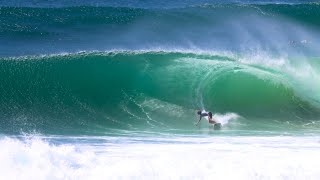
213, 123, 222, 130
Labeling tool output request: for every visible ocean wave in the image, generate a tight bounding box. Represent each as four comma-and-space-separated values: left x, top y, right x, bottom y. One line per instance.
0, 51, 319, 134
1, 3, 320, 57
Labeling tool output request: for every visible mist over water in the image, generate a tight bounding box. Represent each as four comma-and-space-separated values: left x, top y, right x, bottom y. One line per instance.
1, 3, 320, 57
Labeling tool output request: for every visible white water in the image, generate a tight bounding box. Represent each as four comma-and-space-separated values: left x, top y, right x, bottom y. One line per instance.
1, 135, 320, 180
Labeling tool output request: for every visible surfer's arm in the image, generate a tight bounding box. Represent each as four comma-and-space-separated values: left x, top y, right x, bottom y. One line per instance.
195, 116, 202, 126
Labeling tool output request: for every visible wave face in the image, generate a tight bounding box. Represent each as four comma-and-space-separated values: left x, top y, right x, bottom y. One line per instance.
1, 51, 320, 134
1, 3, 320, 57
1, 1, 320, 134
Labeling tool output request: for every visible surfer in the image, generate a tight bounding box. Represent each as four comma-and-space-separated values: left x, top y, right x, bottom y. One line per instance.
196, 110, 218, 126
207, 112, 218, 124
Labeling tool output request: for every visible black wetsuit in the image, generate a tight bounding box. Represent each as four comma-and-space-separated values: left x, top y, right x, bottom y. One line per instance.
200, 112, 208, 119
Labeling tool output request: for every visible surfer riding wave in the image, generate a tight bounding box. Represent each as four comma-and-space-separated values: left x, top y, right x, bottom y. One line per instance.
195, 110, 218, 126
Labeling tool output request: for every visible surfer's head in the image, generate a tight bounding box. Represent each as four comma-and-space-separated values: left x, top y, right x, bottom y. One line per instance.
208, 112, 212, 118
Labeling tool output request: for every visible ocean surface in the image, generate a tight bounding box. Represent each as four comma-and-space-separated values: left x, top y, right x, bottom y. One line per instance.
1, 0, 320, 179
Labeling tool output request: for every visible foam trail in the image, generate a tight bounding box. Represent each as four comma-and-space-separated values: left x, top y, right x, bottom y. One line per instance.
214, 113, 240, 126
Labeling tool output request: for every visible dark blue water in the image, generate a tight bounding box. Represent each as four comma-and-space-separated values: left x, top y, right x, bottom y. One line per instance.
1, 0, 320, 57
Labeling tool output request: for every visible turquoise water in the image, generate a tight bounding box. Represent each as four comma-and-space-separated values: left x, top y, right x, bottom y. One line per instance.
1, 51, 320, 135
1, 0, 320, 179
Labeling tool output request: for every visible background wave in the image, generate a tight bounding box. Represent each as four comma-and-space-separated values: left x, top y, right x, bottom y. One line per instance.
1, 3, 320, 56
